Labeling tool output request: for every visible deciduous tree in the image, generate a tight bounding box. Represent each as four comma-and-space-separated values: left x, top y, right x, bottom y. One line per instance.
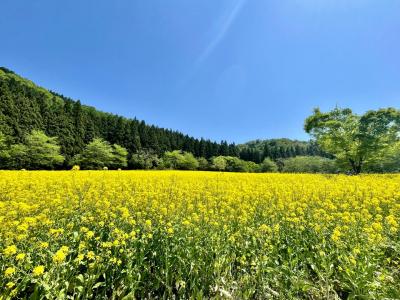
305, 107, 400, 174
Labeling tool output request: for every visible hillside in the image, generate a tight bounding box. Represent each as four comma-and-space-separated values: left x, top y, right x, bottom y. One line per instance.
238, 138, 330, 163
0, 67, 238, 164
0, 67, 327, 165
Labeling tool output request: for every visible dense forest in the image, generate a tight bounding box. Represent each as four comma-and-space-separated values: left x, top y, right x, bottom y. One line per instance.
0, 67, 324, 168
238, 138, 331, 163
0, 67, 239, 164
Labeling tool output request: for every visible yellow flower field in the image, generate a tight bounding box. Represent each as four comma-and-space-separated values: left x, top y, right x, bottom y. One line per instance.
1, 171, 400, 299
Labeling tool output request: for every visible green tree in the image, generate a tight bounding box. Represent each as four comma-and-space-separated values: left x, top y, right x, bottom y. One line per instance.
72, 138, 114, 169
260, 158, 278, 172
245, 161, 260, 173
180, 152, 199, 170
197, 157, 209, 171
163, 150, 199, 170
224, 156, 248, 172
0, 68, 241, 164
111, 144, 128, 169
129, 150, 160, 170
305, 107, 400, 174
364, 142, 400, 173
24, 130, 64, 169
8, 144, 28, 169
0, 132, 10, 168
281, 156, 337, 173
211, 156, 227, 171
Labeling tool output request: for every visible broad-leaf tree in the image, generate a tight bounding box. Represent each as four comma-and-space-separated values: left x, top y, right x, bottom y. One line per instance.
305, 107, 400, 174
129, 150, 160, 170
72, 138, 114, 169
111, 144, 128, 169
0, 131, 10, 168
25, 130, 65, 169
162, 150, 199, 170
260, 158, 278, 173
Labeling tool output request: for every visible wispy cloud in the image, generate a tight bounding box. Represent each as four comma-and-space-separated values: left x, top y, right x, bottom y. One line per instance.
177, 0, 246, 89
196, 0, 247, 66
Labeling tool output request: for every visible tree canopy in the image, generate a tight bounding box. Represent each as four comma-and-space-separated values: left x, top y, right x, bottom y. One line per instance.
0, 130, 64, 169
0, 67, 238, 163
72, 138, 128, 170
305, 107, 400, 174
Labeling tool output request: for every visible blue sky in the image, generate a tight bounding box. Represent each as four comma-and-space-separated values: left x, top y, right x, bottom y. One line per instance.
1, 0, 399, 143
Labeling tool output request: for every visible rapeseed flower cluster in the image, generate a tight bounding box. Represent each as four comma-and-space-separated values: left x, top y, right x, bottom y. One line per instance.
0, 171, 399, 298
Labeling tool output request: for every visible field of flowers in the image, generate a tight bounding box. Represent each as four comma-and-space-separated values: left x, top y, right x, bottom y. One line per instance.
1, 171, 400, 299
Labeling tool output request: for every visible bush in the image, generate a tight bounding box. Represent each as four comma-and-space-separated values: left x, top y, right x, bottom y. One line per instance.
129, 150, 160, 170
0, 130, 64, 169
71, 138, 128, 170
163, 150, 199, 170
211, 156, 227, 171
211, 156, 258, 172
197, 157, 210, 171
282, 156, 337, 173
224, 157, 248, 172
260, 158, 278, 172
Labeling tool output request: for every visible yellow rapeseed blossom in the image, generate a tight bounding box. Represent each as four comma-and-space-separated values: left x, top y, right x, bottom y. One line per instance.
331, 227, 341, 243
32, 265, 45, 276
15, 253, 26, 261
86, 251, 95, 260
4, 267, 16, 277
3, 245, 17, 256
53, 246, 69, 264
0, 171, 399, 298
39, 242, 49, 249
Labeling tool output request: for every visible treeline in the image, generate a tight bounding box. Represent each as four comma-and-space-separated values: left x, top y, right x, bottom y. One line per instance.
0, 67, 329, 166
7, 67, 389, 174
0, 129, 339, 173
0, 67, 238, 166
238, 138, 331, 163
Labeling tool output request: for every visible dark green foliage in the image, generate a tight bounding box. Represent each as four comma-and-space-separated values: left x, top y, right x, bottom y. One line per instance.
0, 68, 239, 164
239, 138, 329, 163
0, 132, 10, 168
2, 68, 399, 173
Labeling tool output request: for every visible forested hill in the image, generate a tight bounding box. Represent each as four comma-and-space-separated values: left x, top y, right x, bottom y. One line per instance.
0, 67, 239, 162
238, 138, 331, 163
0, 67, 327, 165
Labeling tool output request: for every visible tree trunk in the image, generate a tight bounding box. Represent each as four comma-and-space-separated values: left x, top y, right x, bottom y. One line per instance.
349, 158, 362, 174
